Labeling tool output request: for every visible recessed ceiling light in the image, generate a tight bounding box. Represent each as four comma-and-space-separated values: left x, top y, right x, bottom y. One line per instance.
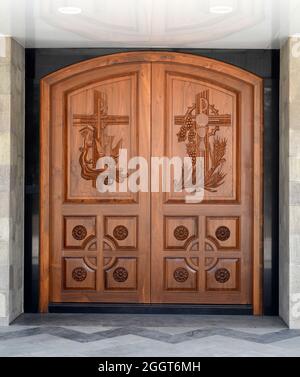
58, 6, 82, 15
209, 5, 233, 14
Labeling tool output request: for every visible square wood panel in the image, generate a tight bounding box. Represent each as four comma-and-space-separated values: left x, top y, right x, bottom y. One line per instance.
64, 216, 96, 249
104, 216, 138, 250
205, 217, 240, 250
64, 257, 96, 290
164, 216, 199, 250
104, 257, 137, 290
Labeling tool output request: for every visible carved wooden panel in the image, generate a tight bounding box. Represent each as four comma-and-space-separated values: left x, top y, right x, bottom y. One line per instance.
205, 258, 240, 291
104, 257, 137, 290
66, 74, 139, 203
205, 217, 240, 250
164, 258, 198, 290
164, 72, 238, 204
64, 216, 96, 249
64, 258, 96, 290
164, 216, 198, 250
104, 216, 137, 250
151, 61, 260, 305
47, 61, 151, 304
41, 52, 262, 310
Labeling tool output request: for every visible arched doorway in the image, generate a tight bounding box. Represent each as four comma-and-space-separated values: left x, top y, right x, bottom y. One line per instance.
40, 52, 263, 314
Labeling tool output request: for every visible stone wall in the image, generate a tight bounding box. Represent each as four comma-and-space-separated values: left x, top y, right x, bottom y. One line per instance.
0, 35, 299, 326
280, 37, 300, 328
0, 37, 24, 325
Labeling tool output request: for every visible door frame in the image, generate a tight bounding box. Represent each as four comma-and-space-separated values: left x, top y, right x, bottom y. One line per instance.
40, 51, 263, 314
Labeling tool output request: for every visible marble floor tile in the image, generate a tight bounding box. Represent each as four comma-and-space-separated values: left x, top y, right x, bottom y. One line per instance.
0, 314, 298, 357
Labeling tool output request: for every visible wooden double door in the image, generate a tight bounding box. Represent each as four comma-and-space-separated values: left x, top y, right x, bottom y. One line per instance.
40, 52, 263, 312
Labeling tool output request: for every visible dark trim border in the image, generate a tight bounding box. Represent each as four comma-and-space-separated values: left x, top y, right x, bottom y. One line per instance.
49, 303, 253, 315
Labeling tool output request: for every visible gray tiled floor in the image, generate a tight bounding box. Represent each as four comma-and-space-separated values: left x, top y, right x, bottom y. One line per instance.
0, 314, 299, 357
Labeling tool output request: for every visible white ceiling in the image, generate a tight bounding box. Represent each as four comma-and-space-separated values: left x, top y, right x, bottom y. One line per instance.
0, 0, 299, 48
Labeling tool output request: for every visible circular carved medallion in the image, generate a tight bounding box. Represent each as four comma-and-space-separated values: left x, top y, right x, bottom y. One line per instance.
215, 226, 230, 241
215, 268, 230, 283
113, 267, 128, 282
113, 225, 128, 241
72, 267, 87, 282
72, 225, 87, 241
174, 226, 189, 241
173, 267, 189, 282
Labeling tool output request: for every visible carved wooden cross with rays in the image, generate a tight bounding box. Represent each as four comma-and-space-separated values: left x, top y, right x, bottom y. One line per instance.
73, 90, 129, 183
175, 90, 232, 191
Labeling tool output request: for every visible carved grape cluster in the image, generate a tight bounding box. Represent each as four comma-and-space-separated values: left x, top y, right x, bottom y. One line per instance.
186, 142, 198, 165
186, 116, 193, 129
188, 129, 196, 142
177, 125, 188, 142
177, 115, 195, 143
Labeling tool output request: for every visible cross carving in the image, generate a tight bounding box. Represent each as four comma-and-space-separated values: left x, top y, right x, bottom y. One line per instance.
175, 90, 232, 173
73, 90, 129, 147
73, 90, 129, 183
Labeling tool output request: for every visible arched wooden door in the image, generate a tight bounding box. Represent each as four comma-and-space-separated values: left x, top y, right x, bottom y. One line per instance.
40, 52, 263, 313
